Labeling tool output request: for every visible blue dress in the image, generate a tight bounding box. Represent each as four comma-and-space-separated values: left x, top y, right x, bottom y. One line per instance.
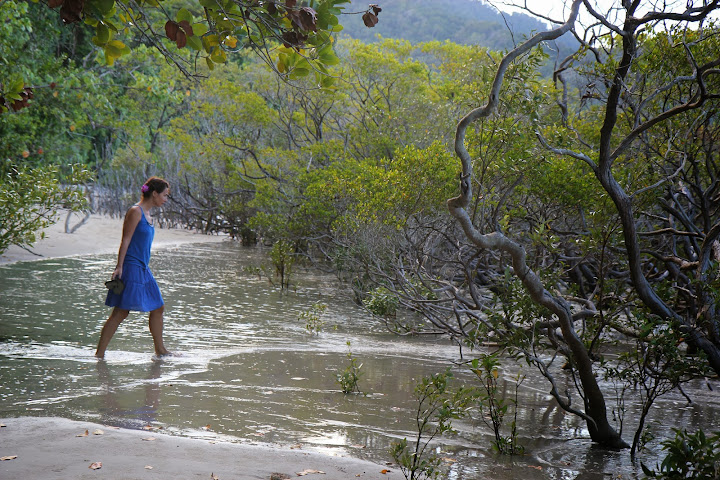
105, 206, 164, 312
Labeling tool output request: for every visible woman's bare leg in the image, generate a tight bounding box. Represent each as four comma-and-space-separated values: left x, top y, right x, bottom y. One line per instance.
95, 307, 130, 359
148, 305, 170, 356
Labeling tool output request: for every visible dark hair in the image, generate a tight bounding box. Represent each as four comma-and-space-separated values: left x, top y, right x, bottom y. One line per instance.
141, 176, 170, 199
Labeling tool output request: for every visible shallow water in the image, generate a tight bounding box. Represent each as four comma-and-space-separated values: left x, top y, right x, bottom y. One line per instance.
1, 242, 719, 479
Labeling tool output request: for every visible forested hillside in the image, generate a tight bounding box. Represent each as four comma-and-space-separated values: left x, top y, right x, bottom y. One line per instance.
342, 0, 579, 58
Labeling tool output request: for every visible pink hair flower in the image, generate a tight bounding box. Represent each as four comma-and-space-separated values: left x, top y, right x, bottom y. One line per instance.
141, 184, 150, 193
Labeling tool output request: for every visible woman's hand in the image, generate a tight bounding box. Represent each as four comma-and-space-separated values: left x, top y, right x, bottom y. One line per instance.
112, 266, 123, 280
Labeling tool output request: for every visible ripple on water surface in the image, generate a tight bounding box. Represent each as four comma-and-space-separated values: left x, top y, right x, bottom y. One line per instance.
2, 242, 720, 479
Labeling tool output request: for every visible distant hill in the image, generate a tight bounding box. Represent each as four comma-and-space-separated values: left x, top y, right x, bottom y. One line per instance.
342, 0, 578, 59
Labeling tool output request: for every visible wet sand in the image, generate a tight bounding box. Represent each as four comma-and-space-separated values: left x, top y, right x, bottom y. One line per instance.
0, 417, 394, 479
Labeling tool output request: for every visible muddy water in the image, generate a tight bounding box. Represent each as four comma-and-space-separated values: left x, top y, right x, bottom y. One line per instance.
1, 242, 719, 479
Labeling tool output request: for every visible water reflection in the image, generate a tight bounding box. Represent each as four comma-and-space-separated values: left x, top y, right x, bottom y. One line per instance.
1, 242, 720, 479
95, 360, 162, 428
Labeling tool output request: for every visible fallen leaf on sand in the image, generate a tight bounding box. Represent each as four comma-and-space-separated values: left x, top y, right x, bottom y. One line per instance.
93, 429, 104, 435
289, 444, 302, 449
89, 462, 102, 470
142, 425, 154, 430
76, 430, 89, 437
381, 469, 391, 474
145, 465, 153, 470
1, 456, 18, 461
441, 457, 456, 463
142, 437, 156, 441
296, 469, 325, 476
529, 465, 543, 470
350, 444, 366, 449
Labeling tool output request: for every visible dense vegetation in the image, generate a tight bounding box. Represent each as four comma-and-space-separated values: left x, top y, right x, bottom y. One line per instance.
2, 0, 720, 476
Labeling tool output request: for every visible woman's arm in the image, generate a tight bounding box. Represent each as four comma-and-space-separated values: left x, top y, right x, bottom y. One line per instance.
112, 206, 142, 280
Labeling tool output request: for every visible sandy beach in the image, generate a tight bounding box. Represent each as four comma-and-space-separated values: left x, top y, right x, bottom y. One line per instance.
0, 211, 227, 265
0, 417, 394, 479
0, 213, 396, 479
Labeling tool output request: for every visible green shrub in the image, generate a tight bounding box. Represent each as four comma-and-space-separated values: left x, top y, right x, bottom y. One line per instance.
642, 428, 720, 478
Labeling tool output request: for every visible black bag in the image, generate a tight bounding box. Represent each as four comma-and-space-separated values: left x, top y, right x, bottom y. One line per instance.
105, 278, 125, 295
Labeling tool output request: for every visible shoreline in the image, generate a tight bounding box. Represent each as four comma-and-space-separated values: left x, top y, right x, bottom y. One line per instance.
0, 417, 394, 479
0, 212, 228, 265
0, 214, 396, 478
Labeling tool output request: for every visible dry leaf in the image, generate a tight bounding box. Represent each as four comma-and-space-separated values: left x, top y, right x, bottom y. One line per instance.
142, 437, 156, 441
441, 457, 456, 463
296, 469, 325, 476
380, 469, 390, 474
529, 465, 543, 470
1, 456, 17, 461
350, 444, 366, 449
145, 465, 153, 470
93, 429, 104, 435
142, 425, 154, 430
89, 462, 102, 470
76, 430, 89, 437
289, 444, 302, 449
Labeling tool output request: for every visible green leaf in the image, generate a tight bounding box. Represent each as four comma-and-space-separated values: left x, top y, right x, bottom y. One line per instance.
187, 35, 203, 51
203, 34, 220, 50
319, 53, 340, 65
87, 0, 114, 16
176, 7, 193, 23
192, 23, 209, 36
290, 67, 310, 78
206, 56, 215, 70
107, 39, 126, 49
210, 47, 227, 63
104, 20, 119, 32
198, 0, 218, 8
8, 78, 24, 94
96, 23, 110, 44
105, 43, 122, 57
320, 75, 335, 88
216, 19, 233, 34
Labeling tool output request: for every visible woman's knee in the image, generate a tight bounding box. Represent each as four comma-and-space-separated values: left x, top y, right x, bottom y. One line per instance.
109, 308, 129, 324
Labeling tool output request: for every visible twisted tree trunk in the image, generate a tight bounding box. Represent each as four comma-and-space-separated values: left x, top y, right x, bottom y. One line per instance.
446, 0, 627, 448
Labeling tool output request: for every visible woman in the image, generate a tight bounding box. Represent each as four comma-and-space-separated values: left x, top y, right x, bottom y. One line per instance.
95, 177, 172, 359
